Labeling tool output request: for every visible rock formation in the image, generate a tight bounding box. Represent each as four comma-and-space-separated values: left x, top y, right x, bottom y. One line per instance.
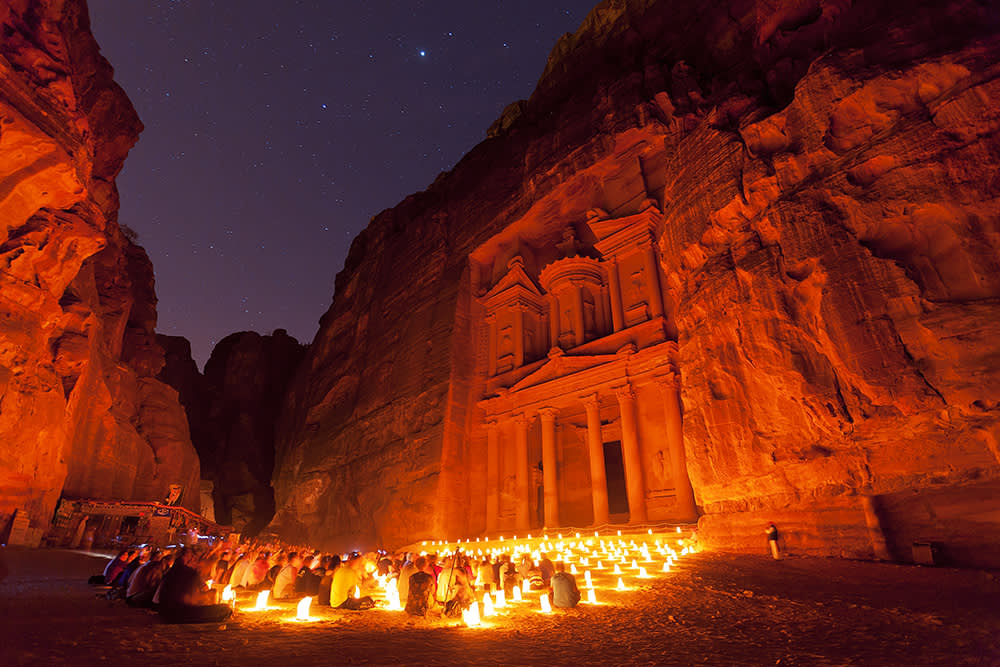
0, 0, 200, 544
272, 0, 1000, 566
159, 330, 305, 536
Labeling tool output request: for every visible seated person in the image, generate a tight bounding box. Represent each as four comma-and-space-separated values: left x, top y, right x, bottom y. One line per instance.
296, 556, 322, 595
126, 554, 168, 608
317, 555, 339, 606
404, 557, 436, 617
273, 552, 301, 599
550, 560, 581, 608
156, 547, 233, 624
435, 555, 473, 617
329, 555, 374, 610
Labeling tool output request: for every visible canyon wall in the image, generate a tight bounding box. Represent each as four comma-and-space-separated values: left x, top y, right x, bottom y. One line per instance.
159, 331, 305, 537
272, 0, 1000, 564
0, 0, 200, 545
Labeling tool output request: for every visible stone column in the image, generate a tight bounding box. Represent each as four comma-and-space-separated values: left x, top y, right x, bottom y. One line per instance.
485, 420, 500, 533
547, 294, 560, 349
514, 414, 530, 531
572, 281, 586, 347
513, 306, 525, 368
539, 407, 559, 528
583, 394, 610, 526
486, 313, 497, 377
607, 259, 625, 331
642, 241, 664, 319
599, 284, 611, 336
655, 373, 697, 522
615, 384, 647, 523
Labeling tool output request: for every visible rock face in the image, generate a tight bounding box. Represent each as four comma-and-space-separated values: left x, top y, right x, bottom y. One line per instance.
272, 0, 1000, 564
159, 331, 305, 536
0, 0, 200, 544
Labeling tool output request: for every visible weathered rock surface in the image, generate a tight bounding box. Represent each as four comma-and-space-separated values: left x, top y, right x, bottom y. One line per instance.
272, 0, 1000, 564
0, 0, 200, 544
159, 331, 305, 536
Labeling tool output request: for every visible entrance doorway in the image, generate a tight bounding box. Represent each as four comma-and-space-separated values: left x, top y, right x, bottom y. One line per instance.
603, 441, 629, 517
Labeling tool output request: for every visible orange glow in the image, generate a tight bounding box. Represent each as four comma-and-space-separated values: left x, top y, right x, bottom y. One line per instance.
539, 593, 552, 613
462, 601, 482, 627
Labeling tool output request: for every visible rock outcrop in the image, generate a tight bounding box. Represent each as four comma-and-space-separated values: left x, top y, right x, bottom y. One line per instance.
159, 331, 305, 536
0, 0, 200, 544
272, 0, 1000, 566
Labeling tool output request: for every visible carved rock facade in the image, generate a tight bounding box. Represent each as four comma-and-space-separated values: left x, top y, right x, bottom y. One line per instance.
0, 0, 200, 544
272, 0, 1000, 565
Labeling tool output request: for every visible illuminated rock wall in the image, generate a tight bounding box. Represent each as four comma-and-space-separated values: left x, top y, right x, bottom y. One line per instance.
0, 0, 200, 544
273, 0, 1000, 564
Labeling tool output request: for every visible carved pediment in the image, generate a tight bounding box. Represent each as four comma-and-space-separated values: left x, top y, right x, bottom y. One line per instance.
482, 255, 545, 311
509, 348, 619, 391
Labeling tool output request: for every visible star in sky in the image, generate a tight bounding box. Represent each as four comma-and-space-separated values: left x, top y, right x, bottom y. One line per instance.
87, 1, 600, 367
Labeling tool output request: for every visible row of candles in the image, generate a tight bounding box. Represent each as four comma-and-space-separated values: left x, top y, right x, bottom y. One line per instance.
216, 526, 696, 626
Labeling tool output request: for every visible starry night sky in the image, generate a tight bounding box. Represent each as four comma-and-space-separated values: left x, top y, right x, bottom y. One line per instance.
87, 0, 598, 367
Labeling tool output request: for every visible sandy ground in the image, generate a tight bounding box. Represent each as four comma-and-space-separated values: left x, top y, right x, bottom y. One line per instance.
1, 546, 998, 666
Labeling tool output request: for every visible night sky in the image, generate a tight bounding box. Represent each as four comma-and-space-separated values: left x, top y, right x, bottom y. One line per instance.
87, 0, 598, 367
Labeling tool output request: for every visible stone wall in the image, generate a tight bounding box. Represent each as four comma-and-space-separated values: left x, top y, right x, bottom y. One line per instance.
0, 0, 200, 544
272, 0, 1000, 564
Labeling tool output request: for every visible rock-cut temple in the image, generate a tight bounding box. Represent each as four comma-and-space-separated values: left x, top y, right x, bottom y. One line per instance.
475, 202, 698, 532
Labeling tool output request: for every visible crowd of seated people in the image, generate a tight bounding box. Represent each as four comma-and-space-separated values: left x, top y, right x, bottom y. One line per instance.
90, 538, 583, 624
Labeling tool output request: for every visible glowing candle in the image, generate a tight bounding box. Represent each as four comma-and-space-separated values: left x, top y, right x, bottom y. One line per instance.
677, 526, 682, 533
584, 570, 593, 588
252, 590, 270, 610
205, 579, 213, 589
570, 564, 578, 575
462, 601, 481, 627
587, 588, 597, 604
662, 562, 671, 573
613, 564, 622, 575
616, 577, 626, 591
354, 585, 360, 599
638, 567, 650, 578
482, 592, 495, 616
631, 560, 638, 570
513, 585, 523, 602
597, 560, 604, 570
296, 596, 313, 620
539, 593, 552, 613
385, 578, 402, 611
494, 590, 506, 608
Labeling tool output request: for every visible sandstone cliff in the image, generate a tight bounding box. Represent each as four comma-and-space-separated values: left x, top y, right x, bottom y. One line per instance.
0, 0, 200, 544
272, 0, 1000, 565
159, 330, 305, 537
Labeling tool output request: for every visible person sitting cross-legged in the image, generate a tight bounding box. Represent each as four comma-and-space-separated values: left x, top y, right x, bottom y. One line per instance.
550, 560, 581, 609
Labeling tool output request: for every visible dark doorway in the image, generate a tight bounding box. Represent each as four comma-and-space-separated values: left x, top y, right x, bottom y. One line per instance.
603, 441, 629, 516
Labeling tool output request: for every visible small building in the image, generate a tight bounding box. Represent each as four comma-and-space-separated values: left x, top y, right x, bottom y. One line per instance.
44, 498, 230, 549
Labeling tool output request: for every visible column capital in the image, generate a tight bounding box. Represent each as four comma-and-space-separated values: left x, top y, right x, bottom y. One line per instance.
513, 412, 532, 427
654, 371, 680, 391
581, 393, 601, 412
485, 312, 497, 323
614, 383, 635, 403
538, 406, 559, 422
485, 419, 501, 431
